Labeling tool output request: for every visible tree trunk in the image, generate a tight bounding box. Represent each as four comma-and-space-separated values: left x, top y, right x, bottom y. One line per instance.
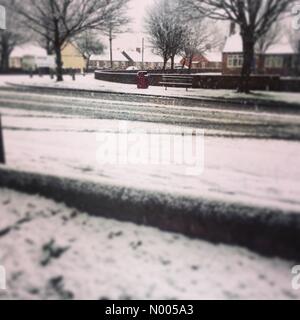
0, 34, 10, 72
0, 50, 9, 72
53, 19, 63, 82
163, 57, 167, 71
238, 34, 255, 93
54, 43, 63, 82
171, 55, 175, 71
86, 56, 90, 72
188, 54, 194, 71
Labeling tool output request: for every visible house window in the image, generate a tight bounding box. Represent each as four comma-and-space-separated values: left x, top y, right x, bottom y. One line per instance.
265, 56, 283, 68
227, 54, 243, 68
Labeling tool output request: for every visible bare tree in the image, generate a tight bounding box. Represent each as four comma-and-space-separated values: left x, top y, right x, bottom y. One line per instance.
256, 22, 283, 54
102, 0, 131, 69
0, 0, 28, 71
182, 0, 295, 93
182, 20, 222, 70
11, 0, 130, 81
75, 31, 105, 71
145, 0, 187, 71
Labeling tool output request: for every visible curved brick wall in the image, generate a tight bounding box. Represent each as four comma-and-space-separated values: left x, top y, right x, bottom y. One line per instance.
95, 71, 287, 91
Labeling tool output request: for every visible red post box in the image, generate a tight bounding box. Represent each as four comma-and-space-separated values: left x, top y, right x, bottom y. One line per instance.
137, 71, 149, 89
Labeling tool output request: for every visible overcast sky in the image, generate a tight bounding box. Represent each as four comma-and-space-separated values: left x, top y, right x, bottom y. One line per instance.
106, 0, 155, 50
106, 0, 295, 52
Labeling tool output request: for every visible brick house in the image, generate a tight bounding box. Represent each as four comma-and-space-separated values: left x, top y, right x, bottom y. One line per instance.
222, 33, 299, 76
181, 52, 222, 70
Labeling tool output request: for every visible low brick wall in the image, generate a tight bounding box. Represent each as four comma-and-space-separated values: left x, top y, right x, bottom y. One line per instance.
95, 71, 286, 91
280, 78, 300, 92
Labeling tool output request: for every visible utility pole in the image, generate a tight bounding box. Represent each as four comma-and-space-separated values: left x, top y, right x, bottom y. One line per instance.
0, 7, 6, 164
109, 26, 113, 69
142, 38, 145, 70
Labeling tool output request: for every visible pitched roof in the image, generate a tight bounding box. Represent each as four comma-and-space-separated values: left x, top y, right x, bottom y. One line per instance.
223, 33, 296, 55
265, 43, 295, 55
11, 43, 48, 58
125, 49, 164, 63
203, 51, 222, 62
90, 50, 129, 62
223, 33, 243, 53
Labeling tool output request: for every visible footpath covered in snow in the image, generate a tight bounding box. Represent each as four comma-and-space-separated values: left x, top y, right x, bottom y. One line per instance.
0, 189, 298, 300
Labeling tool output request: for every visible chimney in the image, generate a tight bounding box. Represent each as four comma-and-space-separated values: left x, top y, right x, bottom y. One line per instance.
229, 22, 236, 36
206, 44, 212, 51
136, 48, 141, 54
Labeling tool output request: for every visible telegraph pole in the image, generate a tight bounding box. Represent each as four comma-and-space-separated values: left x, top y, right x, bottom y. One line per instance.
142, 38, 145, 70
0, 6, 6, 164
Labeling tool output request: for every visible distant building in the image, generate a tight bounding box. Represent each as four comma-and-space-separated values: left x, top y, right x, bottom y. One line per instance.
222, 32, 299, 76
10, 44, 55, 71
61, 42, 87, 72
259, 43, 299, 76
89, 50, 130, 70
10, 42, 87, 72
180, 52, 222, 70
126, 49, 180, 70
89, 48, 181, 70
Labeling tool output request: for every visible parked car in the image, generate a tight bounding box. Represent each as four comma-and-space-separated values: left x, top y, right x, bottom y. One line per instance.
126, 66, 139, 71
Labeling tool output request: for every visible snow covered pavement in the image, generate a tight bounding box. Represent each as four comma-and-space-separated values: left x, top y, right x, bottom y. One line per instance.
1, 74, 300, 108
0, 189, 299, 300
1, 101, 300, 212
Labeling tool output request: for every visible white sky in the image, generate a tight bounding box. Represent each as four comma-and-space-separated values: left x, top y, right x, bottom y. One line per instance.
106, 0, 295, 52
106, 0, 155, 50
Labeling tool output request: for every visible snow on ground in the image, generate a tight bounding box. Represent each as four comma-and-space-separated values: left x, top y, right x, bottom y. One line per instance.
1, 107, 300, 212
0, 188, 298, 300
1, 74, 300, 106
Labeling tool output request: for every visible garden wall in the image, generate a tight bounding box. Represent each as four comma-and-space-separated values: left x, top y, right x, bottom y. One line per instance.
95, 71, 298, 92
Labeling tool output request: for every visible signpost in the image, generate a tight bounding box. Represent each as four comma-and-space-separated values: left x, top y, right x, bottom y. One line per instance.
0, 5, 6, 30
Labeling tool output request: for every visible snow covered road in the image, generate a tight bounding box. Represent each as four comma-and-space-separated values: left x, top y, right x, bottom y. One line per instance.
0, 189, 298, 300
1, 88, 300, 139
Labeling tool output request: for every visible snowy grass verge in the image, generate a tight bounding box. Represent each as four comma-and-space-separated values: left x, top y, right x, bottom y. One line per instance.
0, 166, 299, 261
1, 188, 298, 300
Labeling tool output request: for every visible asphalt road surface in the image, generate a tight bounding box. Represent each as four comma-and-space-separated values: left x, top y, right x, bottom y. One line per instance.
1, 88, 300, 140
